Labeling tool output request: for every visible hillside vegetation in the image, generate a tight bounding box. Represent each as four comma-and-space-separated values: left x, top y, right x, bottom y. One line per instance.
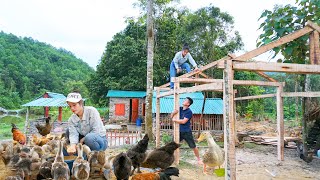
0, 31, 94, 108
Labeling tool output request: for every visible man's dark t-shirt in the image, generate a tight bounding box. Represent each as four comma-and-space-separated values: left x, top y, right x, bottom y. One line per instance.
179, 107, 193, 132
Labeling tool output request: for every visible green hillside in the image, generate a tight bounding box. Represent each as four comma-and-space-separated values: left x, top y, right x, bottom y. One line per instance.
0, 31, 94, 109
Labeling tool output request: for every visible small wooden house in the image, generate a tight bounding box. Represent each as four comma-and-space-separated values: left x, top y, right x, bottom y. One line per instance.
107, 90, 146, 123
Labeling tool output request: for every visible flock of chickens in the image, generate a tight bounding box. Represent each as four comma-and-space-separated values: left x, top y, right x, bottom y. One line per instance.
0, 118, 225, 180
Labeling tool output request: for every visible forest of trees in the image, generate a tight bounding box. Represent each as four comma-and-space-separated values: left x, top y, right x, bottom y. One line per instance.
0, 31, 94, 109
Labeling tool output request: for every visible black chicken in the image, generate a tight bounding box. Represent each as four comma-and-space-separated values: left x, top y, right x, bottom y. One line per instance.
127, 133, 149, 175
141, 141, 181, 170
113, 152, 132, 180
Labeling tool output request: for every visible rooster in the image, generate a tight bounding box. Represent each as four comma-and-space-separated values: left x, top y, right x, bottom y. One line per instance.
11, 123, 26, 145
35, 116, 52, 136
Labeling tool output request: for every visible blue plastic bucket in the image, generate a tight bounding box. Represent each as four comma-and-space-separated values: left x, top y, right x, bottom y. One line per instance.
136, 118, 142, 126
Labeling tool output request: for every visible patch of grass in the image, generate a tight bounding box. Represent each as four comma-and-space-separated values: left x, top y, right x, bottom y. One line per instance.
177, 160, 197, 169
243, 142, 258, 149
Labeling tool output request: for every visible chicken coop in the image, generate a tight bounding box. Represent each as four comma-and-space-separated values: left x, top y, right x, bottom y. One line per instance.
22, 92, 69, 136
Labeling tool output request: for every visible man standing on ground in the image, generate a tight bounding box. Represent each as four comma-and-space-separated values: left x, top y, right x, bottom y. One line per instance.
171, 97, 202, 164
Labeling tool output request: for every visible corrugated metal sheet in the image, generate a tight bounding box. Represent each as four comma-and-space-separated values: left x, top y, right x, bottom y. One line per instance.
152, 97, 223, 115
106, 90, 146, 98
153, 91, 204, 99
47, 92, 66, 98
22, 98, 68, 107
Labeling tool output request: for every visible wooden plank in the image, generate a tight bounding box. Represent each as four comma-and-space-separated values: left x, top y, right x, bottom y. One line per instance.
233, 80, 283, 87
157, 90, 174, 98
173, 81, 180, 165
233, 61, 320, 74
223, 60, 236, 179
282, 92, 320, 97
177, 83, 223, 94
235, 26, 313, 61
306, 21, 320, 33
310, 31, 315, 65
156, 88, 161, 148
159, 56, 232, 88
314, 31, 320, 65
173, 77, 224, 84
234, 94, 276, 101
277, 85, 284, 161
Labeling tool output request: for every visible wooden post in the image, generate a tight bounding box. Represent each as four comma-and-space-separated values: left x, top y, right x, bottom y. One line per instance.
173, 78, 180, 164
223, 60, 236, 179
58, 107, 62, 122
156, 88, 161, 148
313, 31, 320, 64
310, 31, 315, 64
24, 107, 30, 135
277, 85, 284, 161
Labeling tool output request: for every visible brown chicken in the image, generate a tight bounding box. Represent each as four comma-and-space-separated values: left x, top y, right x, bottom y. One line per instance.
131, 167, 179, 180
141, 141, 181, 170
11, 123, 26, 145
32, 134, 50, 146
35, 116, 52, 136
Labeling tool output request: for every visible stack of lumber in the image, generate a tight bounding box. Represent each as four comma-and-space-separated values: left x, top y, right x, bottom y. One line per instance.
248, 135, 301, 148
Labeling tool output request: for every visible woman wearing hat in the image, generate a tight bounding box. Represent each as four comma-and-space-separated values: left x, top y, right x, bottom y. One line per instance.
169, 43, 199, 89
65, 92, 107, 154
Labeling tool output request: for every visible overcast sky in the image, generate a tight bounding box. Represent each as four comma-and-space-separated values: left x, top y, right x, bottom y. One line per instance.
0, 0, 295, 69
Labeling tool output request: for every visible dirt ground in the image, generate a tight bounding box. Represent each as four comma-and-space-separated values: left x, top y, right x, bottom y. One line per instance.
1, 145, 319, 180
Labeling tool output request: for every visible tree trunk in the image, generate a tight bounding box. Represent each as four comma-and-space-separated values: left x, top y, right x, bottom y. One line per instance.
302, 74, 311, 155
145, 0, 154, 141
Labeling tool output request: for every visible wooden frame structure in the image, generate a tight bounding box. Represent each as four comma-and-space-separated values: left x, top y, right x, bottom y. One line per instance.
154, 21, 320, 179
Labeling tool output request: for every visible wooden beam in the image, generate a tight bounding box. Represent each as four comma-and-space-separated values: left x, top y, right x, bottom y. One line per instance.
234, 94, 276, 101
157, 90, 173, 98
173, 77, 223, 84
314, 31, 320, 65
177, 83, 223, 94
199, 72, 209, 78
306, 21, 320, 34
234, 26, 313, 61
159, 56, 232, 88
277, 85, 284, 161
233, 80, 284, 87
255, 71, 277, 82
282, 92, 320, 97
155, 88, 161, 148
173, 81, 180, 165
223, 60, 236, 179
233, 61, 320, 74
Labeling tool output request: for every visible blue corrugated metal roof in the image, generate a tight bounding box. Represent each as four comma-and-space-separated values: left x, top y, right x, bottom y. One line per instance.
152, 97, 223, 115
47, 92, 66, 98
106, 90, 146, 98
22, 98, 68, 107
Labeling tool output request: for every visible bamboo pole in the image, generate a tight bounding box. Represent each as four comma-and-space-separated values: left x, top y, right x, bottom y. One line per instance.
173, 80, 180, 164
277, 85, 284, 161
223, 60, 236, 179
156, 88, 161, 148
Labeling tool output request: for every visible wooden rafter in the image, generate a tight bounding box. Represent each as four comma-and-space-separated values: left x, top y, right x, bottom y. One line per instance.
234, 26, 313, 61
173, 77, 223, 84
232, 61, 320, 74
234, 94, 276, 101
233, 80, 284, 87
307, 20, 320, 33
282, 92, 320, 97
